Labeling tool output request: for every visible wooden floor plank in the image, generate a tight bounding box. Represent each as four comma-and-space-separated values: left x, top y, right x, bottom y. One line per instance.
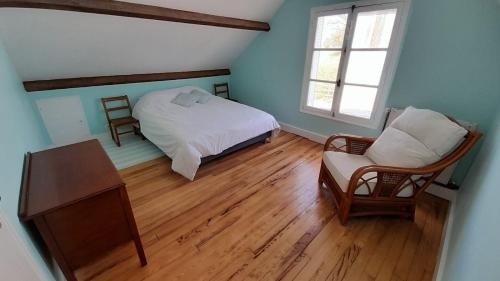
76, 132, 449, 281
342, 219, 392, 281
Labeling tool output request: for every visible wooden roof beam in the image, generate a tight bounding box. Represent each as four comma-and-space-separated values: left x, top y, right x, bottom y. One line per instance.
24, 69, 231, 92
0, 0, 271, 32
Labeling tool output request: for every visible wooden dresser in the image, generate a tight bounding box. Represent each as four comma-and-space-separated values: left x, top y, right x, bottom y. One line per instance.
19, 140, 147, 281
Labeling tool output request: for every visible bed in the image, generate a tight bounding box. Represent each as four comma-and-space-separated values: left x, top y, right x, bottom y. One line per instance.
133, 86, 281, 180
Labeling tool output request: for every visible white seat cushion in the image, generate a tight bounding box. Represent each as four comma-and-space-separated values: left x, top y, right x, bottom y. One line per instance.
365, 127, 440, 168
323, 151, 413, 197
390, 106, 467, 157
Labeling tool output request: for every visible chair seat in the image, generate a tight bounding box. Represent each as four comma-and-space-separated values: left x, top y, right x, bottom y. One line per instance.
322, 151, 413, 197
110, 116, 139, 127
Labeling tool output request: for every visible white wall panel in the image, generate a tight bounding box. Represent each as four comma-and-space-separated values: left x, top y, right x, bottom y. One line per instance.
37, 96, 91, 145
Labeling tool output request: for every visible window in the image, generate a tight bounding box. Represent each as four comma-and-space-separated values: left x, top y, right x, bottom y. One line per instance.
301, 0, 410, 128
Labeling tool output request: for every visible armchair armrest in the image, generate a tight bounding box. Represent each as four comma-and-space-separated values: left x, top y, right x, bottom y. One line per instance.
344, 130, 482, 199
346, 164, 443, 199
324, 134, 376, 155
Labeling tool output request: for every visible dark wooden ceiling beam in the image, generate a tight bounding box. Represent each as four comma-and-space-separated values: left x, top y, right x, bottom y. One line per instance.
24, 69, 231, 92
0, 0, 271, 31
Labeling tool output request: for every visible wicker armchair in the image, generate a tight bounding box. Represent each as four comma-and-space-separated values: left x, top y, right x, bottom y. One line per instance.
319, 130, 481, 225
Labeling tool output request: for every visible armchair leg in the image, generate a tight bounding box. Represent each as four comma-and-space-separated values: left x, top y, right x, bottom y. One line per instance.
409, 204, 416, 221
339, 214, 349, 226
338, 202, 351, 226
318, 163, 326, 185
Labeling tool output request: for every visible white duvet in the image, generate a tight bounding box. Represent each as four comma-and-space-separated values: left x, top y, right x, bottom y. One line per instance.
133, 86, 280, 180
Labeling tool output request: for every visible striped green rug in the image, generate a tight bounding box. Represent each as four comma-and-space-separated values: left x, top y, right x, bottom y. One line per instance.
96, 133, 164, 170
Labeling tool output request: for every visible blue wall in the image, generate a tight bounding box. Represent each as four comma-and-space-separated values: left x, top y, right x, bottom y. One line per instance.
0, 41, 54, 280
230, 0, 500, 184
441, 110, 500, 281
30, 76, 230, 137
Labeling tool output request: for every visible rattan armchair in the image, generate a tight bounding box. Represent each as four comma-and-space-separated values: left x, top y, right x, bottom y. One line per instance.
318, 130, 481, 225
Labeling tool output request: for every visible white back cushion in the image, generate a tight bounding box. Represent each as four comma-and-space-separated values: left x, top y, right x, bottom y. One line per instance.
365, 127, 440, 168
390, 107, 467, 157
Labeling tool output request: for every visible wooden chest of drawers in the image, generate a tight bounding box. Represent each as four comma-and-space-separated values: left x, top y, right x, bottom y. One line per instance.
19, 140, 147, 281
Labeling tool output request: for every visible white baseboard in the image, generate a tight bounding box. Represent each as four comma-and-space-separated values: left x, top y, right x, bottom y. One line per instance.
426, 184, 457, 202
0, 209, 51, 281
45, 133, 109, 150
45, 134, 98, 149
279, 121, 328, 144
433, 192, 456, 281
52, 259, 66, 281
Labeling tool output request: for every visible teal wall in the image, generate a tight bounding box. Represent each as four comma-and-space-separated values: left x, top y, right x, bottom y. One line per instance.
1, 1, 498, 280
1, 45, 228, 281
441, 110, 500, 281
230, 0, 500, 184
30, 76, 230, 137
0, 41, 54, 280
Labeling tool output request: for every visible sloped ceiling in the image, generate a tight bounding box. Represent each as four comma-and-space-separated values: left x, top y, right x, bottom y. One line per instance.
0, 0, 284, 81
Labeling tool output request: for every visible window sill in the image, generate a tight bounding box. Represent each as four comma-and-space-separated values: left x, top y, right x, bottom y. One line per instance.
299, 107, 380, 129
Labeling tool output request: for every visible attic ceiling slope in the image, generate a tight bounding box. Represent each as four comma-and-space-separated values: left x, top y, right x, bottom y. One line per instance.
0, 0, 284, 81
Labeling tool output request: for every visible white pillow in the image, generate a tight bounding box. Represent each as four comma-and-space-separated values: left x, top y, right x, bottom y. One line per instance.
390, 107, 467, 157
190, 89, 211, 104
365, 127, 440, 168
170, 92, 198, 107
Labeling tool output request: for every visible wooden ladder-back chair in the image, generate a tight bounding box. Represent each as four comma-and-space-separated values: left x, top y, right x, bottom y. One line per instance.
214, 83, 233, 100
101, 95, 143, 147
318, 118, 481, 225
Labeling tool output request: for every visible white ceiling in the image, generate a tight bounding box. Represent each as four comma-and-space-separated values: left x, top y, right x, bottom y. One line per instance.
0, 0, 284, 81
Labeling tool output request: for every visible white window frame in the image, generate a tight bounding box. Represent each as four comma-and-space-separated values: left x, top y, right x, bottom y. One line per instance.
300, 0, 411, 129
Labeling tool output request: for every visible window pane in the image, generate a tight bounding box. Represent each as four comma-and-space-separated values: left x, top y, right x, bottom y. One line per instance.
339, 85, 377, 118
307, 81, 336, 110
314, 14, 348, 48
345, 51, 387, 86
310, 51, 342, 81
352, 9, 396, 48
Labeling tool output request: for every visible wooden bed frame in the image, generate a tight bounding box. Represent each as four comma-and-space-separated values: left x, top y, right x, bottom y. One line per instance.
200, 131, 272, 165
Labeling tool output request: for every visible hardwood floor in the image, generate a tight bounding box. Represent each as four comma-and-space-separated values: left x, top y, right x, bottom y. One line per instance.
76, 132, 449, 281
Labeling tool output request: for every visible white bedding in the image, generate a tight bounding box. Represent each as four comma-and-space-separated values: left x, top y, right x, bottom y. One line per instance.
133, 86, 280, 180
